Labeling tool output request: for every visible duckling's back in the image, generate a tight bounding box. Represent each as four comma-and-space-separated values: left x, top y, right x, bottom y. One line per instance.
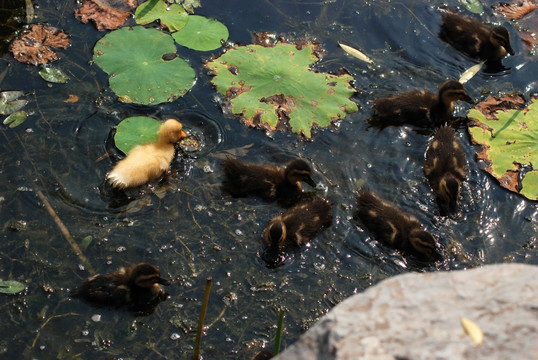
221, 157, 283, 198
439, 13, 493, 61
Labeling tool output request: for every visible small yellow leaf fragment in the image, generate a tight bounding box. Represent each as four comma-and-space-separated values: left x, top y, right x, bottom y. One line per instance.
338, 42, 373, 64
460, 316, 483, 344
459, 62, 484, 84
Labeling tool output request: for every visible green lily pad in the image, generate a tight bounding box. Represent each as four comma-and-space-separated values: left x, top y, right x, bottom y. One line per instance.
93, 26, 195, 105
0, 91, 27, 115
206, 41, 358, 138
114, 116, 161, 155
39, 66, 70, 83
172, 15, 228, 51
460, 0, 483, 14
135, 0, 189, 32
3, 110, 27, 128
0, 280, 26, 294
468, 96, 537, 200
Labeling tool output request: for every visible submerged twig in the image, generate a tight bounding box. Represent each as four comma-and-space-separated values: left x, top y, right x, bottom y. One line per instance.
31, 312, 78, 348
36, 190, 95, 275
193, 277, 212, 360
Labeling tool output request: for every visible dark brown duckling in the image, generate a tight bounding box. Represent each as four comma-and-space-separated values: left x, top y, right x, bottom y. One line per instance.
70, 263, 170, 309
263, 197, 332, 252
355, 190, 442, 262
221, 157, 316, 205
424, 126, 467, 213
439, 13, 515, 68
369, 80, 473, 129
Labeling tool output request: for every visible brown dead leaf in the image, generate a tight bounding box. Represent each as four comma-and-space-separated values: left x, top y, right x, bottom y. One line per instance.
9, 24, 70, 66
473, 94, 526, 120
64, 94, 79, 103
74, 0, 136, 31
493, 0, 537, 20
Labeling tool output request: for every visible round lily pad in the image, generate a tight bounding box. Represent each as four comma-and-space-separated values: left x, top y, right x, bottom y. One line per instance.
0, 280, 26, 294
206, 41, 358, 138
172, 15, 228, 51
135, 0, 189, 32
93, 26, 195, 105
3, 110, 27, 128
114, 116, 161, 154
468, 95, 537, 200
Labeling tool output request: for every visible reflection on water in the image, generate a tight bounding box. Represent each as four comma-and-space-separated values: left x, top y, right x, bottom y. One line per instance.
0, 0, 537, 358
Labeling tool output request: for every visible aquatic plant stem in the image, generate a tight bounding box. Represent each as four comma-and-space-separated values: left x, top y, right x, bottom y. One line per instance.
274, 308, 285, 356
36, 190, 95, 275
193, 277, 212, 360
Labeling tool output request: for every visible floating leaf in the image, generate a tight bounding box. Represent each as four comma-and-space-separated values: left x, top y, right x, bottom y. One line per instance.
460, 316, 483, 344
0, 91, 27, 115
468, 95, 538, 200
74, 0, 136, 31
338, 42, 373, 64
172, 15, 228, 51
93, 26, 195, 105
460, 0, 483, 14
3, 110, 27, 128
206, 41, 358, 138
459, 62, 484, 84
39, 66, 70, 83
0, 280, 26, 294
135, 0, 189, 32
9, 24, 70, 65
113, 116, 161, 154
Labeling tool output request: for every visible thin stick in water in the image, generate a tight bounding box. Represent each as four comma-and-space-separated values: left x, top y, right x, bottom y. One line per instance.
193, 277, 212, 360
274, 307, 285, 356
36, 190, 95, 275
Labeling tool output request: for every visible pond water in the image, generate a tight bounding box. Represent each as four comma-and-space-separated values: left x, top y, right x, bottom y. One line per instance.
0, 0, 537, 358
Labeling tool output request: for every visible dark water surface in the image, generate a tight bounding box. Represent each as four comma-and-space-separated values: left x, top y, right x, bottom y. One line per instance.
0, 0, 536, 358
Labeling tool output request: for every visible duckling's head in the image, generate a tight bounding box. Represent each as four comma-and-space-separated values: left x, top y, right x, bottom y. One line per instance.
438, 80, 474, 107
285, 160, 316, 187
409, 229, 442, 262
490, 26, 515, 57
131, 263, 171, 288
438, 174, 461, 208
263, 219, 287, 250
158, 119, 187, 144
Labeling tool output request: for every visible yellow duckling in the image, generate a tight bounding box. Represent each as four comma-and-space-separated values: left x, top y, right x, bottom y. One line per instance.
221, 157, 316, 205
369, 80, 473, 129
439, 13, 515, 68
263, 197, 332, 252
356, 189, 442, 262
107, 119, 187, 189
424, 126, 467, 213
69, 262, 170, 308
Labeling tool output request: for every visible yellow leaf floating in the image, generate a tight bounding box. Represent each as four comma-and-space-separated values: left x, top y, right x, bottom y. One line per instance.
338, 42, 373, 64
459, 62, 484, 84
460, 316, 483, 344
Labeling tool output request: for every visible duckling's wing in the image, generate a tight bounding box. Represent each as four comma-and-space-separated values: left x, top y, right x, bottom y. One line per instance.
440, 14, 490, 59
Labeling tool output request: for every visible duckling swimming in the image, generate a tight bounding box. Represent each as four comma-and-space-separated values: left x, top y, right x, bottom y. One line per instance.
439, 13, 514, 70
221, 157, 316, 205
424, 126, 467, 213
355, 189, 442, 262
70, 262, 170, 309
369, 80, 473, 129
107, 119, 187, 189
263, 197, 332, 252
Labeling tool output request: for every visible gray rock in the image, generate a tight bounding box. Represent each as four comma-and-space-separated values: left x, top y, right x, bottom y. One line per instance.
276, 264, 538, 360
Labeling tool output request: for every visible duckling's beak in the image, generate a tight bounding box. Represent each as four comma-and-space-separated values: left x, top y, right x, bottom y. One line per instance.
506, 46, 515, 56
179, 130, 187, 139
304, 176, 316, 187
461, 94, 474, 105
157, 277, 171, 286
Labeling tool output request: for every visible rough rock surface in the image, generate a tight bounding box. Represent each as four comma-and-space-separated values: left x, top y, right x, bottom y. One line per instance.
276, 264, 538, 360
